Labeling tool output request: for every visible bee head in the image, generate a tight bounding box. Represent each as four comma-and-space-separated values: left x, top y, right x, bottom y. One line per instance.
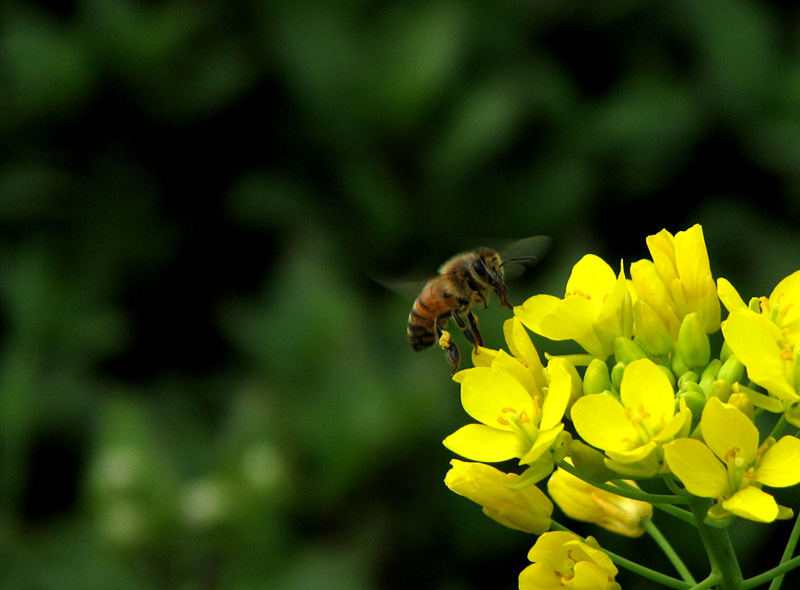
471, 252, 511, 309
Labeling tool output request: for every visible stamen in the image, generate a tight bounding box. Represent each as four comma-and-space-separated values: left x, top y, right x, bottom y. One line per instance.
566, 289, 591, 300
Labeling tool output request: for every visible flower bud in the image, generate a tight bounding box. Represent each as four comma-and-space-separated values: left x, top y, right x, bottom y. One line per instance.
583, 358, 613, 396
677, 313, 710, 370
614, 336, 648, 365
547, 464, 652, 537
699, 359, 722, 392
444, 460, 553, 534
717, 354, 744, 386
568, 440, 616, 483
727, 392, 754, 421
633, 300, 673, 357
611, 362, 626, 390
671, 347, 691, 379
677, 389, 705, 419
705, 379, 732, 404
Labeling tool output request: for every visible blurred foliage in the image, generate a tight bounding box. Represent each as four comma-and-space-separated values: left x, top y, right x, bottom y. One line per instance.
3, 0, 800, 588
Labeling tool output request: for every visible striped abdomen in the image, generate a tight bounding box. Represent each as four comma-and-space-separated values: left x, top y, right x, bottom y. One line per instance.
407, 279, 465, 351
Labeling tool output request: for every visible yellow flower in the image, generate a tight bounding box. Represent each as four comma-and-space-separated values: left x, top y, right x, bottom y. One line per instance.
631, 224, 720, 339
444, 333, 576, 481
719, 270, 800, 346
444, 460, 553, 534
570, 358, 691, 477
547, 463, 652, 537
519, 531, 620, 590
664, 397, 800, 522
515, 254, 633, 359
721, 308, 800, 403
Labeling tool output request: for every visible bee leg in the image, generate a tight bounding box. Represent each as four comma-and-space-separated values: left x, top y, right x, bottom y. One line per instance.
466, 311, 484, 348
435, 314, 461, 373
452, 311, 483, 350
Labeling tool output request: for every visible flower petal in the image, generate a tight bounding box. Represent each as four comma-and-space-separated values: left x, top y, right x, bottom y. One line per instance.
619, 358, 675, 431
674, 224, 720, 333
722, 486, 779, 522
771, 270, 800, 341
722, 309, 797, 400
460, 367, 533, 428
443, 424, 527, 462
515, 294, 561, 334
757, 436, 800, 487
701, 397, 759, 465
664, 438, 729, 498
503, 317, 546, 388
540, 359, 571, 430
571, 394, 638, 453
519, 563, 561, 590
717, 277, 747, 313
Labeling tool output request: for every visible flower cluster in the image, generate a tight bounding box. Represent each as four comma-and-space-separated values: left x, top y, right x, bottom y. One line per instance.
442, 225, 800, 589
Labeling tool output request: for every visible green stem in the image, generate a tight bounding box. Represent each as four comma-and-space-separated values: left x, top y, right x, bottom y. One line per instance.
762, 509, 800, 590
654, 502, 697, 526
687, 495, 743, 590
556, 461, 686, 504
642, 517, 696, 584
743, 555, 800, 589
768, 414, 788, 441
690, 574, 723, 590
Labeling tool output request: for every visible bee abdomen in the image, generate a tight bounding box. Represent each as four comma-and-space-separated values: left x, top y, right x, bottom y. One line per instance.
408, 307, 436, 350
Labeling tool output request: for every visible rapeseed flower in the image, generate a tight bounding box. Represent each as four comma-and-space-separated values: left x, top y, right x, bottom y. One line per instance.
515, 254, 633, 360
630, 224, 720, 339
664, 397, 800, 522
547, 462, 652, 537
721, 308, 800, 403
570, 358, 691, 476
444, 460, 553, 534
444, 321, 576, 482
519, 531, 620, 590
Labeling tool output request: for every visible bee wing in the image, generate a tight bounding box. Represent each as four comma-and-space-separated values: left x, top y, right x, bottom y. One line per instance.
499, 235, 552, 280
371, 275, 432, 300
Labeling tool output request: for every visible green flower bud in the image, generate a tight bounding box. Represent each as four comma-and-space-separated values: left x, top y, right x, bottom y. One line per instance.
611, 362, 626, 390
583, 358, 613, 396
705, 379, 732, 403
671, 346, 691, 378
677, 313, 710, 370
567, 440, 616, 483
621, 289, 634, 339
699, 359, 722, 392
727, 392, 754, 420
677, 389, 705, 419
680, 380, 704, 397
717, 353, 745, 385
633, 300, 673, 357
614, 336, 648, 365
720, 340, 733, 363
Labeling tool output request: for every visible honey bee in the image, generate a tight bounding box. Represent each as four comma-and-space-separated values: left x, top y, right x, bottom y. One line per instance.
407, 236, 550, 374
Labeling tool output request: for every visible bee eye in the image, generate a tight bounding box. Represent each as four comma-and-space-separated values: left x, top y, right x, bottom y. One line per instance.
472, 259, 489, 280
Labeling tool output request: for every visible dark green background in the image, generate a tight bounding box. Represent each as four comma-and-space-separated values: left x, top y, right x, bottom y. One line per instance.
3, 0, 800, 588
